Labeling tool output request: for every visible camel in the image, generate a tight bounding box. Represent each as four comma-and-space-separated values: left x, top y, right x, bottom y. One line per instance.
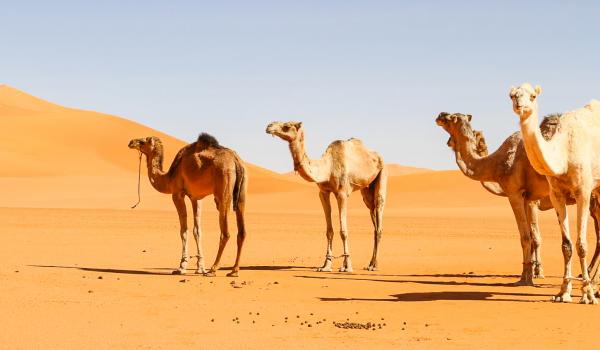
510, 83, 600, 304
266, 121, 387, 272
128, 133, 247, 277
436, 112, 600, 286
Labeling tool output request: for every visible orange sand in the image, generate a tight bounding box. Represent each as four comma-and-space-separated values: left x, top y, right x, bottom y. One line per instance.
0, 85, 596, 349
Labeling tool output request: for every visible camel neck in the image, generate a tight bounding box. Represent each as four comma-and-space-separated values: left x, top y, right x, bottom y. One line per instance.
519, 111, 565, 176
289, 133, 329, 183
144, 151, 172, 194
451, 132, 497, 182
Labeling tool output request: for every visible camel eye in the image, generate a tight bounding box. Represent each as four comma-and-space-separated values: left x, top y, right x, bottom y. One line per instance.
282, 125, 290, 132
530, 95, 536, 101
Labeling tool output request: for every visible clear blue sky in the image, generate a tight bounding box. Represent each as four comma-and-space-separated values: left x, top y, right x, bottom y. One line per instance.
2, 1, 599, 172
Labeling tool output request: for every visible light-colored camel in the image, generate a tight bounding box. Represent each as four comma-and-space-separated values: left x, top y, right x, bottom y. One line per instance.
510, 83, 600, 304
437, 112, 600, 285
266, 121, 387, 272
128, 133, 247, 277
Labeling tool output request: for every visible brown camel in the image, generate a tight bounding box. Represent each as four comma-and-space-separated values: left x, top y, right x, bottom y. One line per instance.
437, 112, 600, 285
266, 121, 387, 272
128, 133, 247, 277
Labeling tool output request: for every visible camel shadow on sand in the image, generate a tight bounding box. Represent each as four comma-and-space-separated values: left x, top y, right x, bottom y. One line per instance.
29, 264, 172, 276
29, 264, 314, 276
319, 290, 551, 303
297, 274, 561, 303
295, 274, 560, 289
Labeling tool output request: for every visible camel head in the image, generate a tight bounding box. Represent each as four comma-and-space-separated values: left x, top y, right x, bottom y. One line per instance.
266, 121, 303, 142
436, 112, 477, 151
128, 136, 164, 157
509, 83, 542, 119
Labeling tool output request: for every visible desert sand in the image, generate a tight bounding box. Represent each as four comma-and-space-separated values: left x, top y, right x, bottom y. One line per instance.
0, 85, 597, 349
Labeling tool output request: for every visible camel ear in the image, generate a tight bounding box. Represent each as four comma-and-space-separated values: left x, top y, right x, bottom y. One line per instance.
467, 114, 472, 122
535, 85, 542, 96
294, 122, 303, 129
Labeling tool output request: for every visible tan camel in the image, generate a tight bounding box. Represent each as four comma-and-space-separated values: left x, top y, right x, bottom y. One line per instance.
437, 113, 600, 285
510, 83, 600, 304
266, 121, 387, 272
128, 133, 247, 277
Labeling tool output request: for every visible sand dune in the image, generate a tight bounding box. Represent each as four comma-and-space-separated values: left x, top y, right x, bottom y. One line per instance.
0, 85, 499, 211
0, 85, 311, 209
386, 164, 431, 176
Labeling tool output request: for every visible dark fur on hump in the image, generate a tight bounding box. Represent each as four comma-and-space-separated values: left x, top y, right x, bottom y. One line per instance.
540, 113, 562, 141
196, 132, 223, 150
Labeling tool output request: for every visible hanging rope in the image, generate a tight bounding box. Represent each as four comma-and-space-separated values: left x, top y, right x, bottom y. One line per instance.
131, 151, 142, 209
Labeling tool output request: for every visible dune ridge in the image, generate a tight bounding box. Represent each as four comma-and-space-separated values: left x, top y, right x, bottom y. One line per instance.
0, 85, 500, 211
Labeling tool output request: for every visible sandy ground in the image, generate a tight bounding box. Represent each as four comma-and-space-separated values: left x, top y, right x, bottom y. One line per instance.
1, 203, 598, 350
2, 85, 599, 349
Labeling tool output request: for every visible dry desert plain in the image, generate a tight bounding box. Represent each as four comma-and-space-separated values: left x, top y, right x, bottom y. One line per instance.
0, 85, 598, 349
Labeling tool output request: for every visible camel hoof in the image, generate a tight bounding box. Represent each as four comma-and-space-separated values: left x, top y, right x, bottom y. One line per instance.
579, 297, 598, 305
552, 294, 572, 303
172, 269, 184, 275
364, 266, 378, 271
226, 271, 239, 277
338, 267, 353, 273
316, 267, 332, 272
195, 269, 207, 274
203, 271, 217, 277
513, 279, 534, 287
534, 267, 544, 279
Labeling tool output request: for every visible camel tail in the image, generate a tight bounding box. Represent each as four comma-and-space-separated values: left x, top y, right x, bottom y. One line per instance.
232, 157, 247, 212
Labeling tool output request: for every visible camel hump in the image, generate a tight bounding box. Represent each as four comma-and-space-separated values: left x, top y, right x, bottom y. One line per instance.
540, 113, 562, 141
196, 133, 223, 151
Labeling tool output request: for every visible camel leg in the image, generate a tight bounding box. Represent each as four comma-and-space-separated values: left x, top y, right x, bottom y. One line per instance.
587, 194, 600, 275
191, 199, 207, 274
228, 194, 247, 278
317, 191, 334, 272
364, 172, 386, 271
206, 197, 231, 277
526, 201, 544, 278
507, 195, 534, 286
549, 190, 573, 302
574, 189, 597, 304
335, 192, 353, 273
172, 193, 189, 275
360, 187, 376, 270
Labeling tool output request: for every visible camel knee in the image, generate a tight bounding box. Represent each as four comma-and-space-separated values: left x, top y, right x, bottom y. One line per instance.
180, 229, 189, 239
220, 232, 231, 241
374, 230, 382, 242
339, 230, 348, 240
562, 239, 573, 258
531, 231, 542, 248
325, 230, 334, 240
576, 239, 588, 257
375, 194, 385, 207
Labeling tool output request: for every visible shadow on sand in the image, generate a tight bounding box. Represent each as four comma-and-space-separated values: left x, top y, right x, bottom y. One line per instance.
319, 290, 551, 303
294, 274, 560, 289
29, 264, 313, 275
29, 264, 172, 276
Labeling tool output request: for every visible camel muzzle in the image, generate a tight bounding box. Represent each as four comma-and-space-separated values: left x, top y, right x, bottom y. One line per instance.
435, 115, 449, 126
128, 140, 141, 149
